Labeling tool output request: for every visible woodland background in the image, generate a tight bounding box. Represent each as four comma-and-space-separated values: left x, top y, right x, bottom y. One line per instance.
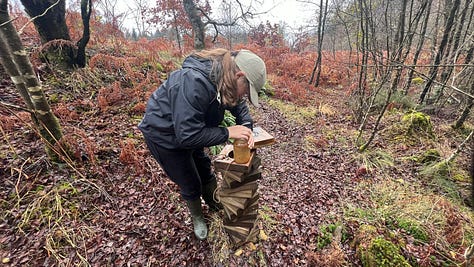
0, 0, 473, 266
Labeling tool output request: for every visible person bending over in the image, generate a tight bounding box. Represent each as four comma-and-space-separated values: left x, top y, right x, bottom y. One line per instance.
138, 48, 267, 240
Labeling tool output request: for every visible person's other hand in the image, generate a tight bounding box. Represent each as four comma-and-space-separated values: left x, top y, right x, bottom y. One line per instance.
227, 125, 254, 148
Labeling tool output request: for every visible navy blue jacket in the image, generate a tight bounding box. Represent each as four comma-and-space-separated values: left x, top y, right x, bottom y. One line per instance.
138, 55, 253, 150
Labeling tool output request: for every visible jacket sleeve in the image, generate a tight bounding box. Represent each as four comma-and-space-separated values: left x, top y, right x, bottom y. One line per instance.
169, 70, 229, 149
228, 101, 254, 130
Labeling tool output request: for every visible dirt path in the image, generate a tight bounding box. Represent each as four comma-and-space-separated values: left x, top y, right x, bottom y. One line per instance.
1, 86, 362, 266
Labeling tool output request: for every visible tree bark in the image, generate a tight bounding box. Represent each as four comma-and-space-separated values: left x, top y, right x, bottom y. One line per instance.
20, 0, 76, 69
0, 0, 63, 159
404, 0, 431, 94
419, 0, 460, 103
438, 0, 471, 90
309, 0, 328, 87
20, 0, 92, 69
183, 0, 206, 50
389, 0, 408, 93
76, 0, 92, 68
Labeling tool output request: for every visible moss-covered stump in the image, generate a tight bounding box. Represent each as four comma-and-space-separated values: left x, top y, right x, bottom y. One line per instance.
401, 110, 434, 138
353, 225, 411, 267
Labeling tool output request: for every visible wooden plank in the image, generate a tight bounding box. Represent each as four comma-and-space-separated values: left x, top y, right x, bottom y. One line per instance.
245, 225, 259, 243
226, 169, 262, 188
213, 145, 255, 173
220, 196, 248, 210
253, 127, 275, 148
228, 232, 243, 245
214, 146, 262, 173
219, 181, 258, 196
222, 170, 246, 183
224, 225, 251, 237
222, 200, 242, 217
223, 218, 256, 229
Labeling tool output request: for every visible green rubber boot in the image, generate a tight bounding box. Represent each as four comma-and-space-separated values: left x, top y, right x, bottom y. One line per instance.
202, 179, 223, 212
185, 199, 208, 240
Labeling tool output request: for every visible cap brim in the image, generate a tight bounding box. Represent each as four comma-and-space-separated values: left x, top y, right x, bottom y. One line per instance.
249, 82, 260, 107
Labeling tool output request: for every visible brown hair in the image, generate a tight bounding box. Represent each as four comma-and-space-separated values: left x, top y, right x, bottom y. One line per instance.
192, 48, 240, 106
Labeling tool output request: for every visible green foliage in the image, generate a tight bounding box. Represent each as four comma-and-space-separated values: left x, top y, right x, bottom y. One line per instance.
406, 148, 441, 164
411, 77, 424, 85
317, 222, 347, 249
262, 80, 275, 97
266, 99, 318, 124
359, 237, 411, 267
220, 111, 236, 128
209, 111, 236, 155
345, 178, 474, 266
373, 90, 417, 112
395, 218, 428, 242
420, 161, 462, 201
354, 149, 394, 173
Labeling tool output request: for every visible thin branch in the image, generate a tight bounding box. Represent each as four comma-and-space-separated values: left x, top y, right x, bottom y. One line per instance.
0, 100, 33, 113
446, 130, 473, 164
353, 62, 474, 99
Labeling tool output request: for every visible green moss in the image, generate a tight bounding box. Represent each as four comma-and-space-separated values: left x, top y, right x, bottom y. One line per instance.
317, 223, 346, 249
417, 149, 441, 164
267, 99, 318, 124
452, 172, 469, 182
360, 237, 411, 267
262, 80, 274, 96
411, 77, 424, 85
49, 93, 60, 103
401, 110, 433, 137
396, 218, 429, 242
421, 160, 450, 178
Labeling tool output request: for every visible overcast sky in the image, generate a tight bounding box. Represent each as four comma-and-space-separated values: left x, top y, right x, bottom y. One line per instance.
250, 0, 312, 27
114, 0, 313, 31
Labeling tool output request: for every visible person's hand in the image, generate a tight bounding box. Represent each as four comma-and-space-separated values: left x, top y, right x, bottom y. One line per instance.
227, 125, 254, 148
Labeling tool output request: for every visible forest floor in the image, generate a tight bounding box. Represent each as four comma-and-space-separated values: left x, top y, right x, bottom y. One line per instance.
1, 68, 473, 266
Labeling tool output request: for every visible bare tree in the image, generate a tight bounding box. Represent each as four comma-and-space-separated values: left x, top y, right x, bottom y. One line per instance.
183, 0, 206, 50
419, 0, 461, 104
182, 0, 263, 50
403, 0, 432, 94
309, 0, 329, 87
95, 0, 127, 32
18, 0, 92, 69
130, 0, 152, 37
0, 0, 63, 159
453, 43, 474, 129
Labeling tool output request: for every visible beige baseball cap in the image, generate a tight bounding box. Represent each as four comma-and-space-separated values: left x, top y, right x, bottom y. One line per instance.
235, 50, 267, 107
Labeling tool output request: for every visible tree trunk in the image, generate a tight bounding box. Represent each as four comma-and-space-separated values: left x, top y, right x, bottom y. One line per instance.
438, 0, 471, 94
354, 0, 370, 124
404, 0, 431, 94
453, 44, 474, 129
0, 0, 63, 159
20, 0, 76, 70
309, 0, 328, 87
76, 0, 92, 68
172, 9, 183, 54
19, 0, 93, 69
389, 0, 408, 93
453, 98, 473, 129
419, 0, 460, 103
183, 0, 206, 50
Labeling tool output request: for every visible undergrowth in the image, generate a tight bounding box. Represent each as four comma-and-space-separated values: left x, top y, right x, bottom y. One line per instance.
344, 178, 474, 266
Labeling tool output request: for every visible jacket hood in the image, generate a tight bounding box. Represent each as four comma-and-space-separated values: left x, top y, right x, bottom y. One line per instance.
182, 56, 213, 84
